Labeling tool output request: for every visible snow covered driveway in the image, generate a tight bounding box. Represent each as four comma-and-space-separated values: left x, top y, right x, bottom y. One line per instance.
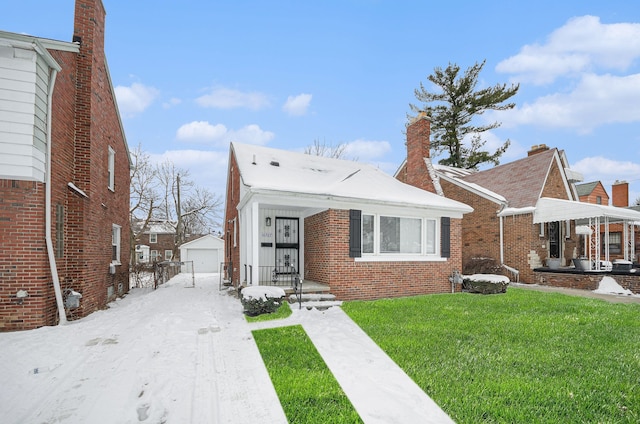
0, 273, 453, 423
0, 274, 286, 424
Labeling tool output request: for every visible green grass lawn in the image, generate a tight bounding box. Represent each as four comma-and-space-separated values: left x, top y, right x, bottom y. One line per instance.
342, 288, 640, 423
252, 325, 363, 423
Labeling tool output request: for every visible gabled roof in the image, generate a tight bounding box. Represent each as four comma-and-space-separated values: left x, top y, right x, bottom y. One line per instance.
231, 142, 473, 214
179, 234, 224, 249
133, 220, 176, 234
575, 181, 599, 197
435, 148, 573, 209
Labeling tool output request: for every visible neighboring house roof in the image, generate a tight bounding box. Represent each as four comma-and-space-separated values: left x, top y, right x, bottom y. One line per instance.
132, 220, 177, 234
146, 221, 176, 234
232, 142, 473, 215
435, 148, 577, 209
575, 181, 599, 197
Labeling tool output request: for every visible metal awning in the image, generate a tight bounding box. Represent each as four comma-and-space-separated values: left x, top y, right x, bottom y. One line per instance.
533, 197, 640, 268
533, 198, 640, 224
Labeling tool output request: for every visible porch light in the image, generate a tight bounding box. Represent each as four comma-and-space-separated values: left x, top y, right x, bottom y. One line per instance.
265, 217, 271, 227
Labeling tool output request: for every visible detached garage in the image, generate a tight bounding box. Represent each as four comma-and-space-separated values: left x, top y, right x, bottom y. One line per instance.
179, 235, 224, 273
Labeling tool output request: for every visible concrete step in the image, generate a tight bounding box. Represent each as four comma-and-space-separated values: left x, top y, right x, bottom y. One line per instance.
297, 300, 343, 310
288, 293, 336, 303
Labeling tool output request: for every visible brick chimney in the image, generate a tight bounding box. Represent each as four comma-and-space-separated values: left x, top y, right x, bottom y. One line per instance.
612, 180, 629, 207
402, 111, 436, 193
72, 0, 106, 193
528, 144, 550, 156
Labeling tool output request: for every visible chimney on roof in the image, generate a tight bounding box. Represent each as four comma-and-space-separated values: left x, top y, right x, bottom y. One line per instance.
402, 111, 437, 193
612, 180, 629, 208
528, 144, 550, 156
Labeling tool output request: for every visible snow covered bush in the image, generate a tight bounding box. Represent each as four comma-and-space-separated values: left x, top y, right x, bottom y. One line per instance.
240, 286, 286, 316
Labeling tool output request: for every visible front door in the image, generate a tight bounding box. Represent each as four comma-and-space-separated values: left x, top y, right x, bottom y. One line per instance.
548, 221, 561, 259
275, 217, 299, 274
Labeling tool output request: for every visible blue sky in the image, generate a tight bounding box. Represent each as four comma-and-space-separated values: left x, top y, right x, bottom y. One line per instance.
3, 0, 640, 206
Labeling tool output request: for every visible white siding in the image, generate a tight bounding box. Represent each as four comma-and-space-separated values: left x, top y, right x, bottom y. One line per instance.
0, 42, 52, 182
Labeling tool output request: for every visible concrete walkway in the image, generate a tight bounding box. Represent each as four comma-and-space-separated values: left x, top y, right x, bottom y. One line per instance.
249, 306, 455, 424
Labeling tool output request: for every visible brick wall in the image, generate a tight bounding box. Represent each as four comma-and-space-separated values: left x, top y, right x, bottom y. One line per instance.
438, 156, 581, 284
224, 149, 241, 284
534, 271, 640, 294
0, 0, 130, 330
304, 209, 463, 301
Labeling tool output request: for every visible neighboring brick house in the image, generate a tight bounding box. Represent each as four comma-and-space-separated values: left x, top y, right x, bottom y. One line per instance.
133, 219, 209, 264
576, 181, 609, 205
395, 115, 585, 283
134, 220, 178, 263
223, 131, 473, 301
0, 0, 131, 331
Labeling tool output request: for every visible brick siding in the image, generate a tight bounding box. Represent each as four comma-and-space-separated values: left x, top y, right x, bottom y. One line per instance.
304, 209, 463, 300
0, 0, 130, 331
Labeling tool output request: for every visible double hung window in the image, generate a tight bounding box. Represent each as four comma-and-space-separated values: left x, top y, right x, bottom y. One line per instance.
361, 213, 437, 257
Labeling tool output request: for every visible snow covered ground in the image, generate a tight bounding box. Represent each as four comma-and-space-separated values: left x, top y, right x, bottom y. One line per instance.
0, 273, 453, 424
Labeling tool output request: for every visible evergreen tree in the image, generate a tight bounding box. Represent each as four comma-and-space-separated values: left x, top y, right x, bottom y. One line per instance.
412, 60, 519, 169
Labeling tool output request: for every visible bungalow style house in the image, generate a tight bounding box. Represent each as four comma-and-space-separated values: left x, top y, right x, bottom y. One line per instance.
395, 114, 586, 283
0, 0, 131, 330
223, 132, 473, 301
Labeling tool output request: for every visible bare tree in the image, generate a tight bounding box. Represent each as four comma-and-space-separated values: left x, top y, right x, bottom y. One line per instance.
156, 160, 222, 259
130, 148, 223, 264
304, 138, 349, 159
129, 144, 160, 264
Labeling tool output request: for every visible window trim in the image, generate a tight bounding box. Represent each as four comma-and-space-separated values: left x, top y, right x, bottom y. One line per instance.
149, 233, 157, 244
111, 224, 121, 265
164, 250, 173, 260
355, 212, 444, 262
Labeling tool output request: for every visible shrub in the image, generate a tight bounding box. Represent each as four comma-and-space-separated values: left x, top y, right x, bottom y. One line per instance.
240, 286, 286, 317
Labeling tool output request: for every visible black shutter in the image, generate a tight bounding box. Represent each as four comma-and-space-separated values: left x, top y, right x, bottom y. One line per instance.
441, 216, 450, 258
349, 209, 362, 258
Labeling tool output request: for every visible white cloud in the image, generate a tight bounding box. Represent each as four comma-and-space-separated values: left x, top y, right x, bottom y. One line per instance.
176, 121, 228, 142
149, 149, 229, 196
162, 98, 182, 109
497, 73, 640, 131
196, 87, 270, 110
114, 82, 159, 117
572, 156, 640, 198
343, 139, 391, 160
176, 121, 274, 145
497, 15, 640, 85
282, 93, 312, 116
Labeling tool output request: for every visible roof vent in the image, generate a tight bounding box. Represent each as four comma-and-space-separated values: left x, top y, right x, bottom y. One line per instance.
270, 161, 280, 167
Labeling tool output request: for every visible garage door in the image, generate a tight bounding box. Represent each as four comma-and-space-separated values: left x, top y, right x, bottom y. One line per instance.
186, 249, 219, 273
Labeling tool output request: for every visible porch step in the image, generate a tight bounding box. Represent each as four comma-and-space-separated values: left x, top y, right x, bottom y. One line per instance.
288, 293, 336, 303
298, 300, 343, 311
283, 280, 330, 295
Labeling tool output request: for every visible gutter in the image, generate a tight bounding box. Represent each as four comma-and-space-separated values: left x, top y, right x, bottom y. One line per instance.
44, 66, 67, 325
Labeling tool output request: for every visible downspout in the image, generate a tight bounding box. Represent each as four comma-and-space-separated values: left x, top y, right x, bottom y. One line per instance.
499, 215, 504, 265
44, 67, 67, 325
